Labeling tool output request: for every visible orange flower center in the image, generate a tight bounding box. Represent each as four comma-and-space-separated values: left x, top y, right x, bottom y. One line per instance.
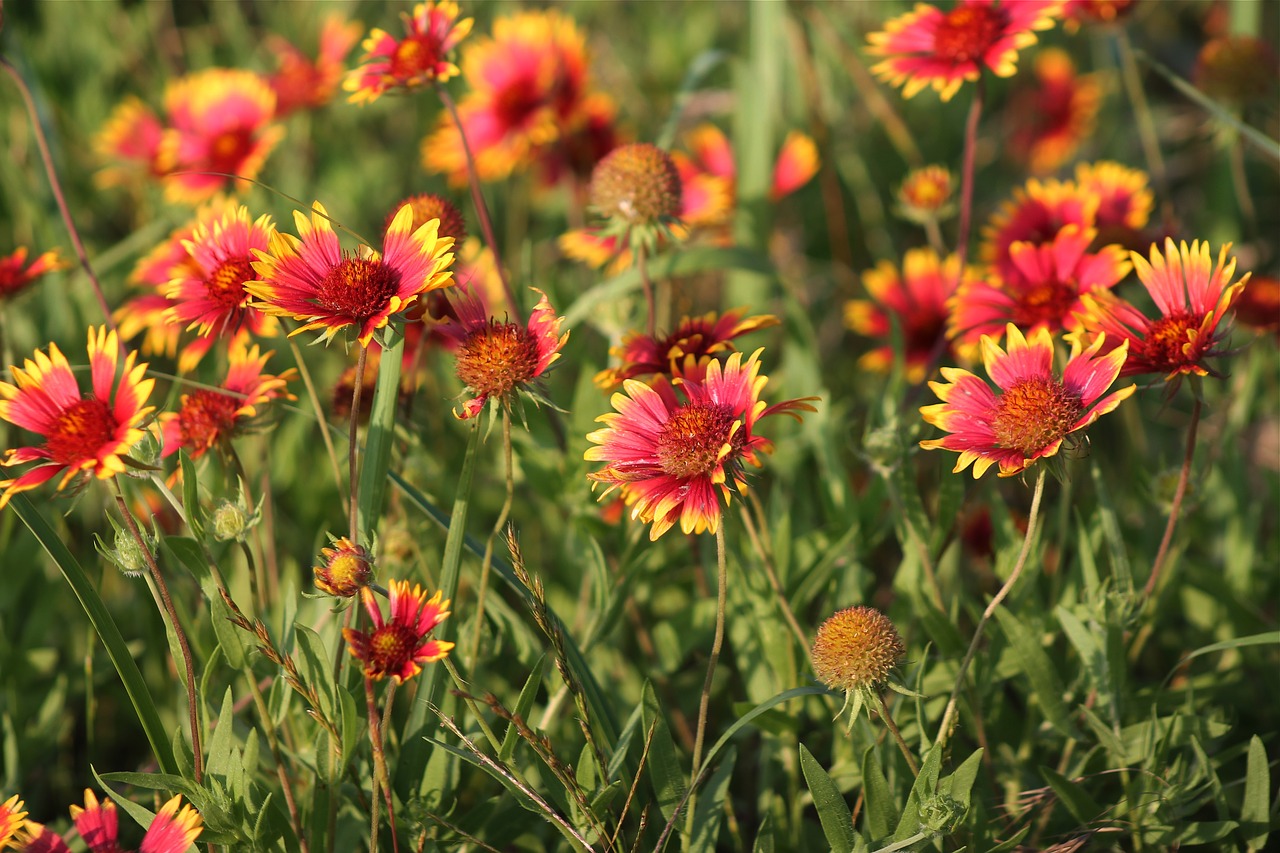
992, 377, 1083, 457
366, 623, 418, 677
209, 129, 254, 172
207, 257, 255, 310
390, 35, 440, 80
1010, 277, 1078, 329
46, 397, 117, 466
1141, 311, 1201, 370
178, 390, 241, 452
657, 403, 740, 479
316, 258, 402, 322
455, 321, 540, 399
934, 5, 1004, 64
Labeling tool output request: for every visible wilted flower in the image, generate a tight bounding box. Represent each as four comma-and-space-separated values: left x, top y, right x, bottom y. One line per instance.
812, 605, 906, 694
344, 581, 454, 682
590, 142, 683, 229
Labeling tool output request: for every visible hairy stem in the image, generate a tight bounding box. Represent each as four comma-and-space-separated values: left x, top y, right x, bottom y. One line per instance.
876, 692, 919, 776
636, 241, 657, 340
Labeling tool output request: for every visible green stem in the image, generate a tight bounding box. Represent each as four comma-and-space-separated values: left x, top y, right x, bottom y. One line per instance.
349, 344, 369, 544
935, 468, 1047, 752
245, 671, 309, 853
1115, 28, 1171, 209
636, 242, 656, 340
468, 407, 513, 670
688, 523, 729, 828
1144, 395, 1202, 599
876, 692, 919, 776
288, 337, 344, 493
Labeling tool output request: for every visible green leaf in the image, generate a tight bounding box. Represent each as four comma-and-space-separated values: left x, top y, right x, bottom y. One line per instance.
1090, 461, 1132, 591
1177, 631, 1280, 669
10, 495, 176, 776
800, 744, 856, 853
292, 623, 336, 722
641, 681, 687, 823
1242, 735, 1270, 851
893, 744, 940, 842
752, 812, 776, 853
994, 608, 1076, 739
205, 687, 238, 785
501, 655, 548, 763
690, 745, 737, 853
179, 450, 205, 541
355, 328, 403, 541
862, 745, 896, 842
940, 748, 984, 813
1039, 766, 1103, 825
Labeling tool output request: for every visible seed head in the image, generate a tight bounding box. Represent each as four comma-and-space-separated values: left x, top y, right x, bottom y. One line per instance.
385, 194, 467, 244
589, 143, 682, 226
811, 605, 905, 693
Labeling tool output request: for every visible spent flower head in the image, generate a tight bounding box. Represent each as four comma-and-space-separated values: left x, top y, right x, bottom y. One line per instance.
812, 605, 907, 726
590, 142, 684, 251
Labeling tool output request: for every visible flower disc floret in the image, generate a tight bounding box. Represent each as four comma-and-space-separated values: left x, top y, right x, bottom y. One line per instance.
315, 537, 374, 597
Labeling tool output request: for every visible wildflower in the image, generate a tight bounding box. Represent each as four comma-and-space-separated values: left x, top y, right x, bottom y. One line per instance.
586, 349, 816, 540
595, 308, 780, 389
1231, 274, 1280, 337
159, 343, 294, 459
96, 513, 155, 578
0, 327, 155, 509
1074, 161, 1154, 249
896, 165, 955, 223
210, 498, 252, 542
345, 1, 473, 104
93, 96, 166, 189
156, 69, 284, 203
982, 176, 1097, 280
1194, 36, 1278, 104
812, 606, 905, 695
1, 794, 26, 847
1063, 0, 1137, 27
247, 201, 455, 346
1076, 239, 1249, 379
268, 14, 363, 116
589, 142, 683, 228
445, 286, 568, 419
867, 0, 1061, 101
920, 323, 1134, 478
846, 247, 976, 382
1007, 48, 1102, 174
343, 580, 454, 682
315, 536, 374, 597
0, 246, 69, 300
535, 93, 621, 186
557, 228, 632, 275
72, 789, 202, 853
949, 224, 1130, 346
420, 9, 592, 184
383, 193, 467, 244
771, 131, 820, 201
164, 205, 278, 343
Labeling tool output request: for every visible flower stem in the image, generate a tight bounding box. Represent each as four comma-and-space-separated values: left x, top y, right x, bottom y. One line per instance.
468, 407, 514, 670
636, 241, 657, 339
689, 523, 729, 820
935, 468, 1046, 752
953, 79, 984, 277
114, 480, 203, 782
1144, 396, 1202, 599
876, 692, 919, 776
1, 58, 117, 336
349, 344, 368, 544
434, 82, 522, 324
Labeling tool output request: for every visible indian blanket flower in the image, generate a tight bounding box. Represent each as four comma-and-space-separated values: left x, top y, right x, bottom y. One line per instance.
346, 1, 473, 104
268, 14, 363, 116
589, 142, 683, 234
846, 247, 978, 382
31, 789, 204, 853
164, 205, 278, 345
867, 0, 1061, 101
585, 349, 817, 540
343, 580, 454, 682
1, 794, 25, 847
982, 176, 1098, 280
1194, 35, 1278, 104
445, 286, 568, 419
1076, 239, 1249, 379
920, 323, 1135, 478
1007, 48, 1102, 174
1232, 274, 1280, 337
1074, 160, 1154, 249
595, 308, 780, 389
156, 69, 285, 203
949, 224, 1130, 346
159, 343, 294, 459
247, 201, 455, 346
896, 165, 955, 223
0, 327, 155, 509
0, 246, 69, 300
93, 96, 166, 189
314, 536, 374, 597
421, 9, 590, 184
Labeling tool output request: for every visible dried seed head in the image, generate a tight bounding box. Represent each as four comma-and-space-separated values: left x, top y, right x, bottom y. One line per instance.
811, 605, 905, 693
589, 143, 682, 226
385, 193, 467, 244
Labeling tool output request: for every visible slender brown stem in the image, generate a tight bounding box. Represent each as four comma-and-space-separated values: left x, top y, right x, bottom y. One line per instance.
935, 469, 1046, 752
245, 672, 309, 853
364, 675, 399, 853
875, 692, 919, 776
636, 242, 656, 339
1, 59, 117, 335
349, 345, 368, 544
1144, 396, 1202, 599
434, 82, 522, 324
689, 523, 729, 822
468, 407, 513, 669
114, 481, 203, 782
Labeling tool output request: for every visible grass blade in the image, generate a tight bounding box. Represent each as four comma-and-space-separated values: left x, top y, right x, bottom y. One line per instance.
800, 743, 856, 853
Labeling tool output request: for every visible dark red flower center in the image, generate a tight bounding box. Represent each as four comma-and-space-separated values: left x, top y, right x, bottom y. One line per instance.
45, 397, 118, 466
906, 312, 948, 358
209, 129, 254, 172
389, 34, 442, 80
992, 376, 1083, 457
1140, 311, 1202, 370
933, 5, 1005, 64
494, 77, 545, 130
657, 402, 742, 479
207, 257, 255, 310
178, 390, 241, 453
1010, 277, 1078, 330
316, 258, 402, 323
455, 321, 540, 398
365, 622, 419, 677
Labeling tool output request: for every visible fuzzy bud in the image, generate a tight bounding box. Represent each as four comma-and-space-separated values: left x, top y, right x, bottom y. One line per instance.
589, 143, 682, 226
211, 500, 249, 542
811, 605, 905, 694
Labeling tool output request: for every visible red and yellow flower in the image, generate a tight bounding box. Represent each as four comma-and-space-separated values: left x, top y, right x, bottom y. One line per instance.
867, 0, 1061, 101
0, 327, 155, 508
950, 224, 1130, 346
314, 536, 374, 598
586, 349, 816, 540
921, 323, 1134, 478
159, 344, 294, 459
1074, 160, 1153, 248
846, 247, 977, 382
1006, 48, 1102, 174
1231, 274, 1280, 337
94, 96, 167, 189
268, 14, 363, 116
982, 176, 1098, 281
595, 308, 780, 389
896, 165, 955, 223
346, 1, 473, 104
444, 286, 568, 419
247, 201, 455, 346
0, 246, 69, 300
22, 789, 202, 853
1, 794, 26, 847
156, 69, 285, 203
1076, 239, 1249, 379
344, 580, 454, 682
